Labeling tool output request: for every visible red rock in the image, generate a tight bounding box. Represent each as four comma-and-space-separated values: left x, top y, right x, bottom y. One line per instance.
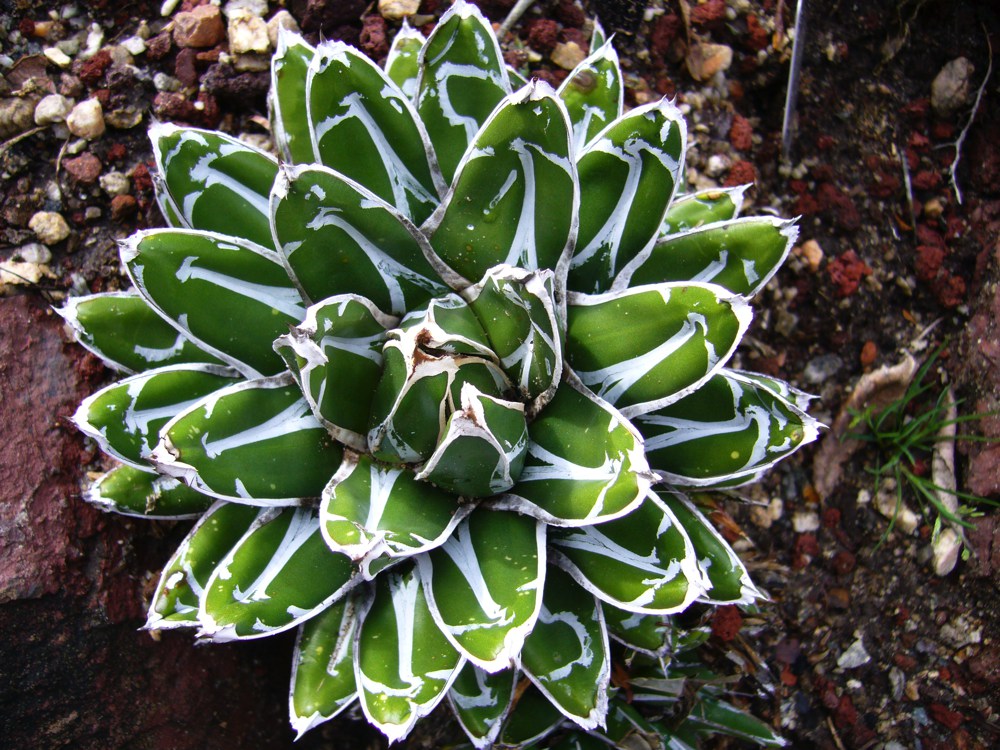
745, 14, 770, 51
559, 28, 587, 48
827, 250, 871, 297
63, 152, 102, 183
711, 605, 742, 641
172, 5, 224, 49
526, 19, 560, 55
915, 244, 946, 281
153, 91, 198, 122
779, 663, 798, 686
894, 652, 917, 670
729, 114, 752, 151
831, 550, 856, 575
554, 0, 585, 28
928, 702, 965, 730
76, 48, 112, 87
110, 194, 137, 222
359, 14, 388, 59
146, 31, 172, 60
105, 142, 126, 162
916, 223, 946, 248
908, 131, 931, 151
131, 162, 153, 193
932, 272, 966, 307
913, 170, 943, 190
833, 695, 857, 728
967, 445, 1000, 497
817, 182, 861, 230
823, 507, 842, 527
652, 13, 682, 58
690, 0, 727, 26
174, 47, 199, 88
860, 340, 877, 367
724, 159, 756, 187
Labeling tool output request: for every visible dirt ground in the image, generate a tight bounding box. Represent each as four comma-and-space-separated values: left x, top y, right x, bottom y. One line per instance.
1, 1, 998, 748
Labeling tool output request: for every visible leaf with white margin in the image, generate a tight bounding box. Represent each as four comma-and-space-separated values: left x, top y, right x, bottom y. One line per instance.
602, 606, 670, 657
415, 0, 511, 184
550, 490, 704, 614
521, 565, 610, 730
466, 265, 563, 414
199, 508, 356, 641
657, 491, 762, 605
72, 363, 238, 468
270, 165, 447, 315
568, 100, 686, 294
289, 596, 359, 737
425, 81, 576, 288
497, 680, 566, 747
122, 229, 305, 378
306, 42, 443, 224
733, 369, 816, 411
384, 21, 425, 100
151, 376, 343, 505
558, 41, 624, 152
636, 369, 820, 486
660, 185, 748, 235
615, 218, 798, 298
146, 501, 262, 630
354, 565, 465, 744
603, 701, 690, 750
418, 509, 545, 672
320, 453, 473, 578
507, 65, 529, 90
448, 663, 516, 749
566, 283, 751, 418
275, 294, 397, 451
150, 123, 279, 248
270, 30, 317, 164
680, 694, 787, 747
590, 19, 607, 50
492, 382, 651, 527
86, 464, 215, 519
57, 292, 224, 373
416, 384, 529, 497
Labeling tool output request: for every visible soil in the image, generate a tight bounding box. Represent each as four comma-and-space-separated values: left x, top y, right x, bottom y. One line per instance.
1, 1, 998, 749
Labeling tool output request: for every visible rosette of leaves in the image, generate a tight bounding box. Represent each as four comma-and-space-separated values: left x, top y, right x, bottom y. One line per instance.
63, 2, 816, 746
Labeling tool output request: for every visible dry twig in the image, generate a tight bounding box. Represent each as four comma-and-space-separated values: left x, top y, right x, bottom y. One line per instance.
949, 30, 993, 205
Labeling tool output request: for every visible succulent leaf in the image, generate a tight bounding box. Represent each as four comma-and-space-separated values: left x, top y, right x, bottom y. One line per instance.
385, 22, 426, 100
270, 164, 446, 314
275, 294, 397, 451
147, 501, 262, 629
87, 463, 214, 519
289, 596, 359, 736
73, 364, 238, 468
495, 384, 651, 526
270, 31, 317, 164
616, 217, 798, 297
448, 663, 516, 749
306, 42, 443, 223
320, 453, 473, 576
566, 283, 752, 418
603, 606, 670, 657
419, 509, 545, 671
199, 508, 356, 641
57, 292, 224, 373
558, 41, 624, 152
660, 185, 748, 235
151, 377, 342, 504
520, 565, 610, 730
551, 490, 703, 614
568, 101, 686, 293
354, 565, 465, 743
150, 123, 278, 248
426, 82, 576, 286
415, 0, 511, 183
498, 682, 566, 747
637, 369, 820, 486
122, 229, 305, 377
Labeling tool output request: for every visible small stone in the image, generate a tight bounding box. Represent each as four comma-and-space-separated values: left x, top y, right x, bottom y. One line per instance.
0, 259, 55, 290
792, 510, 820, 533
931, 57, 974, 115
228, 11, 270, 55
860, 340, 877, 367
110, 194, 138, 221
803, 353, 843, 385
99, 171, 131, 197
551, 42, 587, 71
837, 635, 872, 669
28, 211, 71, 245
232, 53, 270, 73
64, 152, 103, 183
43, 47, 73, 68
66, 98, 105, 139
828, 587, 851, 609
104, 107, 143, 130
686, 41, 732, 82
34, 94, 73, 126
175, 48, 199, 87
379, 0, 421, 21
923, 197, 945, 219
932, 528, 962, 576
224, 0, 269, 17
16, 243, 52, 264
796, 238, 824, 272
173, 5, 225, 49
705, 153, 731, 178
154, 72, 183, 92
121, 35, 147, 56
266, 11, 300, 48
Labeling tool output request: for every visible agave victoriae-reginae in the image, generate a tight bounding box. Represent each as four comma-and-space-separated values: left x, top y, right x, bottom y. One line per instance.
63, 1, 816, 746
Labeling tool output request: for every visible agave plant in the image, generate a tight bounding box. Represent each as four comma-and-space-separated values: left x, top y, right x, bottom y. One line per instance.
63, 2, 816, 746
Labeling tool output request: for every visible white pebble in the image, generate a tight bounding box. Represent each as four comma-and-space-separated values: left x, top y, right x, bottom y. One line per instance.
792, 510, 820, 533
34, 94, 73, 126
99, 171, 131, 197
224, 0, 269, 17
28, 211, 71, 245
228, 11, 270, 54
121, 36, 147, 56
17, 242, 52, 264
66, 98, 105, 139
43, 47, 73, 68
837, 636, 872, 669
